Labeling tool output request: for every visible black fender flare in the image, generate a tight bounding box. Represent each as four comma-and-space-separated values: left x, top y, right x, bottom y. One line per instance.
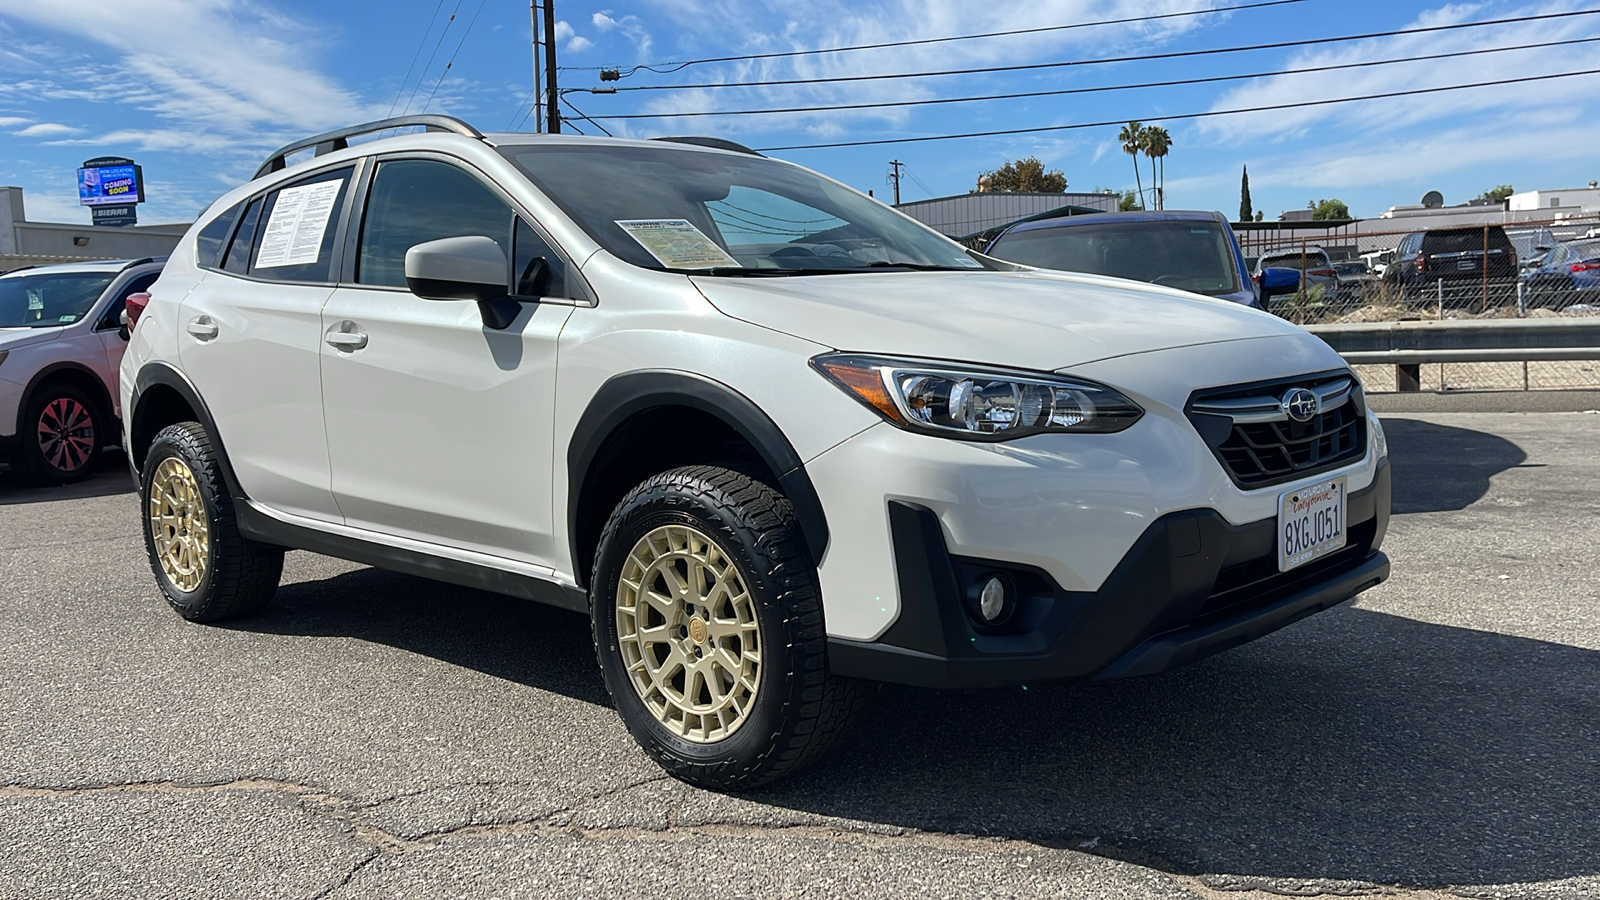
567, 370, 830, 588
129, 361, 246, 500
17, 360, 116, 437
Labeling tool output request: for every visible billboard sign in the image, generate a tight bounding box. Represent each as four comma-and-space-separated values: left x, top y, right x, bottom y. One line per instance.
78, 157, 145, 207
91, 204, 139, 227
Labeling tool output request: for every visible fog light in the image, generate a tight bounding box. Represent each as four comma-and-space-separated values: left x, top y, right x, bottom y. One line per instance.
978, 576, 1007, 622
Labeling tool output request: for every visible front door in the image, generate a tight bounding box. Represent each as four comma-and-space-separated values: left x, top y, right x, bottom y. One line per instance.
319, 156, 576, 567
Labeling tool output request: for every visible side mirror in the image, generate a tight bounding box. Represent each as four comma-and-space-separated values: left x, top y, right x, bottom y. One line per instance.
117, 308, 131, 341
1259, 266, 1300, 298
404, 236, 521, 330
405, 236, 508, 301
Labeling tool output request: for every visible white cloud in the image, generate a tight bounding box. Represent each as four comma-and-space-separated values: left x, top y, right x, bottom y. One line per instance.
0, 115, 28, 126
555, 20, 575, 41
15, 122, 76, 136
593, 12, 619, 30
568, 36, 594, 53
0, 0, 379, 142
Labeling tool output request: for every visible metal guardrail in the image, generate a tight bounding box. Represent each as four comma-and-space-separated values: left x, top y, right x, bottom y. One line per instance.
1307, 318, 1600, 391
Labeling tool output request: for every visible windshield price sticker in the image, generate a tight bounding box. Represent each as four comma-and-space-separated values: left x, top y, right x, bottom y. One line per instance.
615, 219, 739, 269
1277, 476, 1347, 572
256, 180, 342, 268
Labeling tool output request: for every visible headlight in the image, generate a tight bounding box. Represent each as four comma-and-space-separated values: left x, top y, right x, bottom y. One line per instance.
1369, 409, 1388, 459
811, 353, 1143, 440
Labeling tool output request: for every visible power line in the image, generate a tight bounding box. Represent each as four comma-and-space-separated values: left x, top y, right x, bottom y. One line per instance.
753, 66, 1600, 151
586, 36, 1600, 119
560, 0, 1309, 76
388, 0, 448, 119
559, 95, 614, 136
420, 0, 489, 115
613, 9, 1600, 92
399, 0, 464, 118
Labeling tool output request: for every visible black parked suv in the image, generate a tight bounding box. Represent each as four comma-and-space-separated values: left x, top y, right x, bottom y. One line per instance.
1382, 225, 1518, 304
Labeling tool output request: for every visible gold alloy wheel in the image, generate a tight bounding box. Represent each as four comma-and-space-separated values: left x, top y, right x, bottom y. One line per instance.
148, 457, 211, 593
615, 524, 762, 743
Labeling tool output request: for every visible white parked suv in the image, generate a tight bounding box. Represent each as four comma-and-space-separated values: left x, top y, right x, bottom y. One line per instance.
1, 258, 163, 483
121, 116, 1391, 789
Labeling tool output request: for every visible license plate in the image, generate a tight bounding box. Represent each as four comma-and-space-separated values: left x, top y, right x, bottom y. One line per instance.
1278, 476, 1347, 572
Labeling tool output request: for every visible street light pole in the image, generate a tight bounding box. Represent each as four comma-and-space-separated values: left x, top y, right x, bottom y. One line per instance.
529, 0, 542, 132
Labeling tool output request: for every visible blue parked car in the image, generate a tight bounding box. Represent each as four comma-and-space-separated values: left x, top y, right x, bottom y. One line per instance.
1521, 237, 1600, 308
983, 210, 1264, 308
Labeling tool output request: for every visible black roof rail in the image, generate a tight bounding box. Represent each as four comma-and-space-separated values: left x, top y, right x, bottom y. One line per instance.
254, 115, 485, 179
649, 136, 764, 157
122, 256, 167, 269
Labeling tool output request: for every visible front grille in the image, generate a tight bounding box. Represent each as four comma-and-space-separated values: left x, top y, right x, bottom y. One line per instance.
1187, 371, 1367, 489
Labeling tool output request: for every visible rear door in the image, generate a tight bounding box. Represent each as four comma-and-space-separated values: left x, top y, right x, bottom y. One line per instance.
176, 164, 356, 522
318, 154, 578, 566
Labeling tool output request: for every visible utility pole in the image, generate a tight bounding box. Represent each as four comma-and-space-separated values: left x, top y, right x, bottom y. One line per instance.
887, 159, 904, 205
543, 0, 560, 133
529, 1, 542, 132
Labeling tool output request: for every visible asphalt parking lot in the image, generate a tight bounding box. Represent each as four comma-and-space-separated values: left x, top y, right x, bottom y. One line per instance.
1, 411, 1596, 900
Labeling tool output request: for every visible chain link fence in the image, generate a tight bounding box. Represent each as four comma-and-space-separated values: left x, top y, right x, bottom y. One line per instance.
1240, 215, 1600, 391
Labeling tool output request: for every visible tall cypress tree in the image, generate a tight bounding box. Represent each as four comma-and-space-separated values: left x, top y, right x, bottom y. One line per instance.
1239, 165, 1253, 222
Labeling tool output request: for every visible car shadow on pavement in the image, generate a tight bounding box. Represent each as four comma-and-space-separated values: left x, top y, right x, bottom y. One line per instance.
237, 561, 1600, 890
764, 607, 1600, 889
238, 565, 610, 707
0, 452, 135, 505
1381, 417, 1526, 513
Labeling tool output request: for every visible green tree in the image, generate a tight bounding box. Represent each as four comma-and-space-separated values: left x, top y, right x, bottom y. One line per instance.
1311, 198, 1350, 220
1118, 190, 1139, 211
1239, 165, 1253, 221
1144, 126, 1172, 209
1477, 184, 1514, 203
980, 156, 1067, 192
1118, 121, 1145, 209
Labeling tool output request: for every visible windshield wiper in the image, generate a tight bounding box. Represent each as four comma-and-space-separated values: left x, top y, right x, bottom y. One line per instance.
672, 267, 862, 277
864, 261, 984, 271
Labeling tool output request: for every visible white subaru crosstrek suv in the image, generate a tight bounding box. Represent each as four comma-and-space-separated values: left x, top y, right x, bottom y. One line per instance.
1, 258, 163, 483
121, 116, 1390, 789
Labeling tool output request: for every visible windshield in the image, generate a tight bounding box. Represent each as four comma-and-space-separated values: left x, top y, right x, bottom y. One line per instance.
986, 220, 1241, 296
1334, 262, 1369, 276
0, 272, 116, 328
498, 144, 986, 274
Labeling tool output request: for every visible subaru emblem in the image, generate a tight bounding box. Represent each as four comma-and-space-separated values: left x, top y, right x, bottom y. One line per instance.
1281, 388, 1320, 423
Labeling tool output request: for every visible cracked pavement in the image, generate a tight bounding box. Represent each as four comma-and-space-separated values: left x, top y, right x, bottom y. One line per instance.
1, 411, 1597, 899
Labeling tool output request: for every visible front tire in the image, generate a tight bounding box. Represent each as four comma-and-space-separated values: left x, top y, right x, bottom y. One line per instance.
18, 383, 104, 484
591, 465, 861, 790
140, 422, 283, 622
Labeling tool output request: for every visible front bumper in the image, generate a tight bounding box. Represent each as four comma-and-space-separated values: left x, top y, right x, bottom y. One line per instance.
829, 459, 1390, 689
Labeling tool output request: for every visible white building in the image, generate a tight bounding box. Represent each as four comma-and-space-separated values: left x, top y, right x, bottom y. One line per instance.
1508, 183, 1600, 213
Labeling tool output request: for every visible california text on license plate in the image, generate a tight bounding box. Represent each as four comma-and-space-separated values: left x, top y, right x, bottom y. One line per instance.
1278, 476, 1347, 572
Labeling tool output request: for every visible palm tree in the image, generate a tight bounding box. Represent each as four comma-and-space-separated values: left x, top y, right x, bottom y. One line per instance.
1144, 126, 1172, 209
1118, 121, 1145, 209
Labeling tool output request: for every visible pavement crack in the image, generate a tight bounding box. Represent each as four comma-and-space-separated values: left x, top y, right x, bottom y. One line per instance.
304, 848, 380, 900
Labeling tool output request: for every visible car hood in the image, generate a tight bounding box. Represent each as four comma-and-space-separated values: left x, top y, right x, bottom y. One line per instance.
691, 269, 1306, 371
0, 326, 64, 353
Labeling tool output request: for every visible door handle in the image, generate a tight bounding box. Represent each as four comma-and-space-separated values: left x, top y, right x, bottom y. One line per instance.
186, 318, 218, 340
325, 330, 368, 350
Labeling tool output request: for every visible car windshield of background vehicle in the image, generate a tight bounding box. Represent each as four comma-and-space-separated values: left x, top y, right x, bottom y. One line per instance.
498, 144, 986, 274
990, 221, 1241, 296
0, 272, 117, 328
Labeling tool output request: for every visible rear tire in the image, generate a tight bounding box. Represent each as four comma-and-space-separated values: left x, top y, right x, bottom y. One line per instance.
140, 422, 283, 622
17, 383, 104, 485
591, 465, 862, 791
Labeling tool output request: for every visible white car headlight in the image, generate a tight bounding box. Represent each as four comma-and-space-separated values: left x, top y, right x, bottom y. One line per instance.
812, 353, 1143, 440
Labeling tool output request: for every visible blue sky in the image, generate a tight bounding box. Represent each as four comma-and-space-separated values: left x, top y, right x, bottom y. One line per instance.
2, 0, 1598, 226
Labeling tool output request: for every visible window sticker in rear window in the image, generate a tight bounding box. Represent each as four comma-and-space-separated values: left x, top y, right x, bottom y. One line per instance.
256, 180, 342, 268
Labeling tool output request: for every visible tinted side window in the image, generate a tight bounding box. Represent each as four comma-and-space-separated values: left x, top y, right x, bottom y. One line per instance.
195, 201, 242, 268
223, 198, 263, 275
97, 271, 160, 330
513, 217, 569, 298
250, 166, 353, 283
358, 159, 510, 288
